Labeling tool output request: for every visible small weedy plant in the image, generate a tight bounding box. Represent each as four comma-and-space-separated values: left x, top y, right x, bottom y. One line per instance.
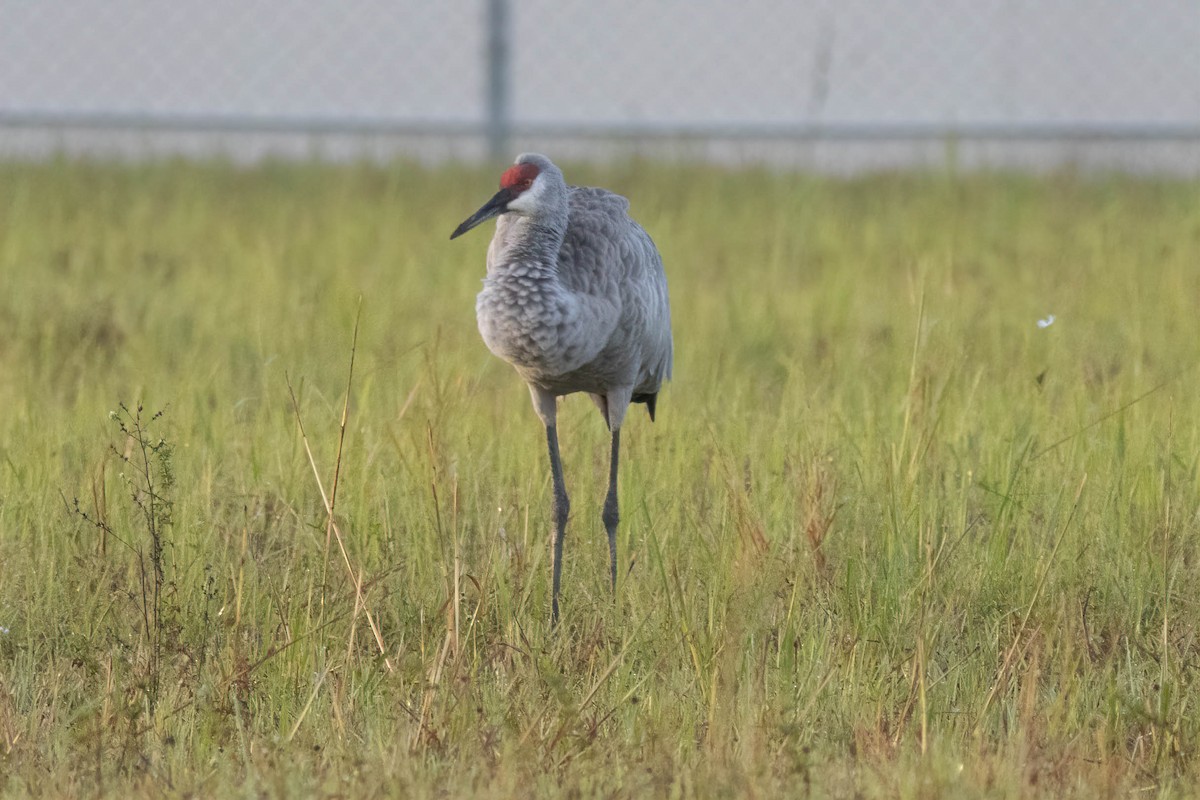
72, 402, 177, 713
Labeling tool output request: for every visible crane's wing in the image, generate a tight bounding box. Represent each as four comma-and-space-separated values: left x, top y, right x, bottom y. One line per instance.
561, 187, 673, 394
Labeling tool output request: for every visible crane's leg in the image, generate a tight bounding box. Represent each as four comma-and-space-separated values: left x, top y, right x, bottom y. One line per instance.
598, 387, 633, 597
602, 428, 620, 593
545, 423, 570, 626
531, 386, 569, 627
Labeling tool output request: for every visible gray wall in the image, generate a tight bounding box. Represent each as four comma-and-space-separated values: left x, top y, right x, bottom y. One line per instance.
2, 1, 1198, 171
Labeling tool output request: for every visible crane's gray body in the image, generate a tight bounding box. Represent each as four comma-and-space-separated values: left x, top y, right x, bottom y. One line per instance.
476, 166, 672, 430
454, 153, 671, 624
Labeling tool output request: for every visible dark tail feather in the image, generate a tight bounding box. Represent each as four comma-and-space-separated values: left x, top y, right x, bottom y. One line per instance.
632, 392, 657, 422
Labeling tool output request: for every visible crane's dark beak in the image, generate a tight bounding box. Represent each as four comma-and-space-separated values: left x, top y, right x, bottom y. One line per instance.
450, 187, 517, 240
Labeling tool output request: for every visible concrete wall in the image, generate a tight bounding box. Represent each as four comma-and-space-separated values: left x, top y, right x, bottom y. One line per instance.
2, 1, 1197, 171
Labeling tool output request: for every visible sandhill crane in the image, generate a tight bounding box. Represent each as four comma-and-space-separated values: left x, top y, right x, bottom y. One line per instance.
451, 153, 673, 625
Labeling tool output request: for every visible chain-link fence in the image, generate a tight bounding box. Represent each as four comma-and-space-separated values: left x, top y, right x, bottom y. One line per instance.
2, 1, 1198, 171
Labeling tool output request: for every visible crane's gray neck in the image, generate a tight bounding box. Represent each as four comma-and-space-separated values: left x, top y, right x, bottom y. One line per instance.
496, 209, 568, 268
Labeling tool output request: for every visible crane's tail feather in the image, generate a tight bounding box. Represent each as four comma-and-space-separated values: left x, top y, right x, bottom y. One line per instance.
632, 392, 657, 422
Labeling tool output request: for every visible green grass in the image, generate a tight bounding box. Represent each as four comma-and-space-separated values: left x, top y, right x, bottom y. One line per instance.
1, 156, 1199, 798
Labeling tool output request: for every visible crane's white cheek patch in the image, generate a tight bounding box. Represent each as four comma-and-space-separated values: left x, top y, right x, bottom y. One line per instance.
506, 192, 536, 214
505, 177, 548, 215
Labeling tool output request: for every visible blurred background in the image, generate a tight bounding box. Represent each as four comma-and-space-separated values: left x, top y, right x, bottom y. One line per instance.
2, 0, 1198, 174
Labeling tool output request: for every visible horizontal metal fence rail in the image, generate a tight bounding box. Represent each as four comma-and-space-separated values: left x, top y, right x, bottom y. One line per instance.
4, 112, 1199, 142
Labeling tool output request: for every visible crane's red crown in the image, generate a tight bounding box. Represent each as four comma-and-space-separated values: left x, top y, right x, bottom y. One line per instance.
501, 163, 540, 192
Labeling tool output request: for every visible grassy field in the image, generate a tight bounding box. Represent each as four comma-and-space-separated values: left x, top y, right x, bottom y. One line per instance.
0, 156, 1198, 798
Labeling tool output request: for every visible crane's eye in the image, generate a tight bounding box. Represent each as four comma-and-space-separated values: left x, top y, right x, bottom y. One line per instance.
520, 178, 533, 188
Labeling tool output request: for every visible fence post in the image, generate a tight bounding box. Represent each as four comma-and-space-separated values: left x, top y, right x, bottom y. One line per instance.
485, 0, 510, 161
